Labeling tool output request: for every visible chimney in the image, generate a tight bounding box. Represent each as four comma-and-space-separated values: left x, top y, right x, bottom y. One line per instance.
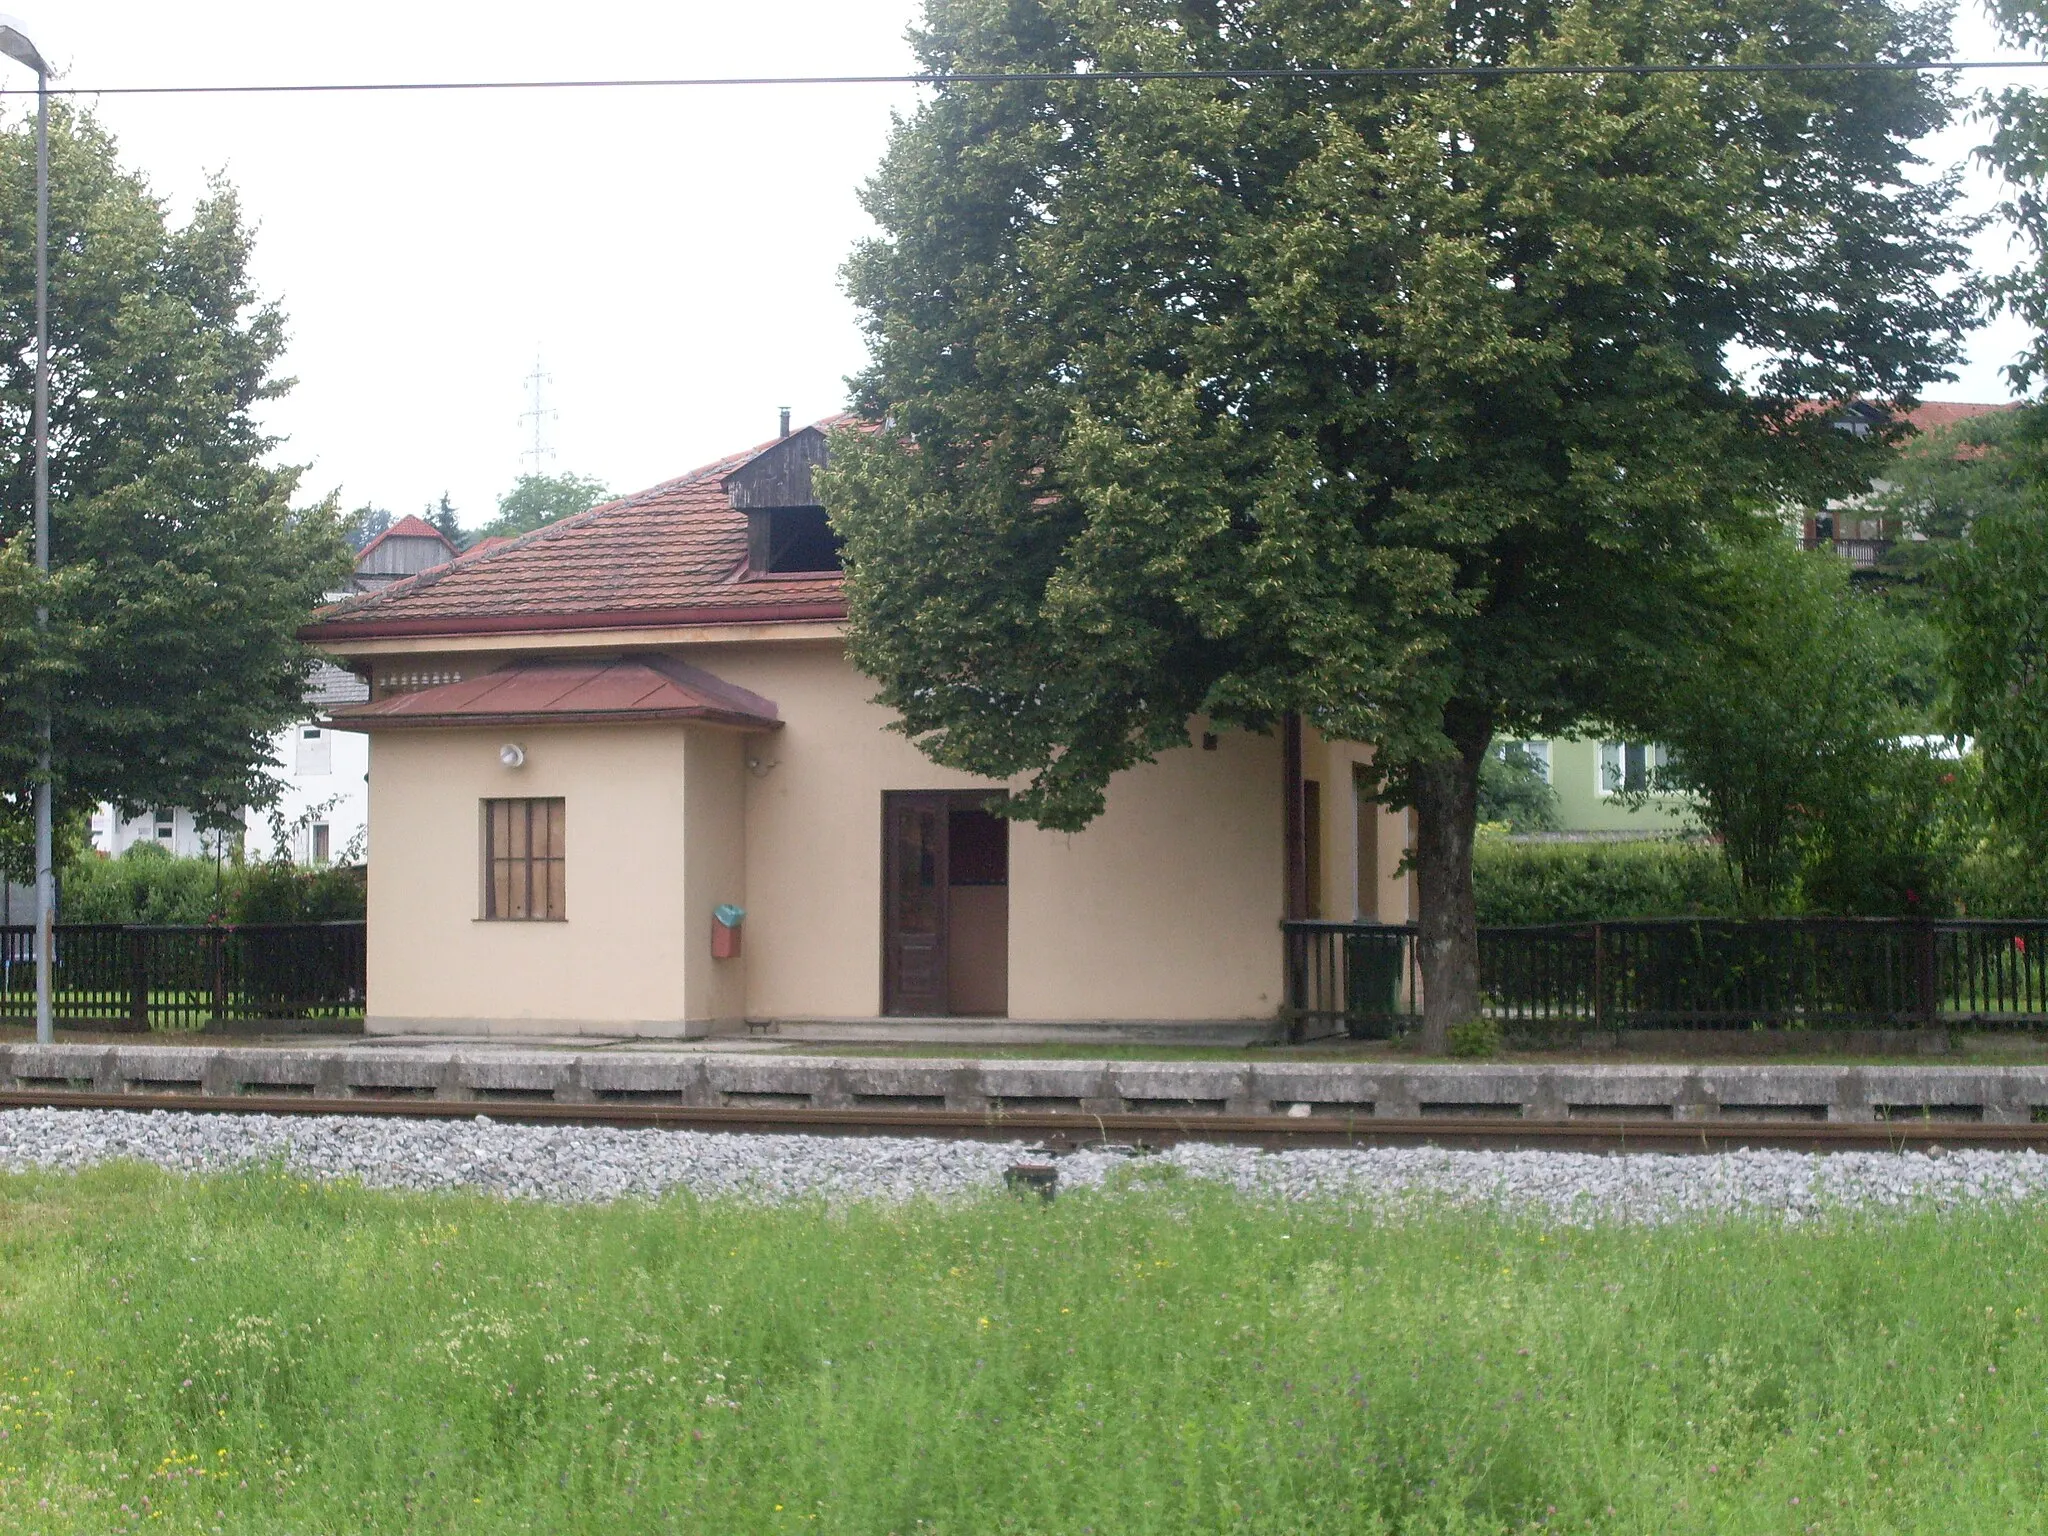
778, 407, 792, 439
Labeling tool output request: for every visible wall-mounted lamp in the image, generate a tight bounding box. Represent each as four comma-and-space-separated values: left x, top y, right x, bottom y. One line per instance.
499, 743, 526, 769
746, 756, 779, 778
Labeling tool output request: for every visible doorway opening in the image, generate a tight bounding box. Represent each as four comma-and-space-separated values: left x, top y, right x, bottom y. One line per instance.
882, 791, 1009, 1017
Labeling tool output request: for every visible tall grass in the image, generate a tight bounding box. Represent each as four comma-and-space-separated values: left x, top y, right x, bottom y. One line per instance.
1, 1164, 2045, 1532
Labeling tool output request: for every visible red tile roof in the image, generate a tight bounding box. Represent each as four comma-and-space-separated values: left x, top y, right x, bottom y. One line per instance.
1900, 401, 2013, 433
305, 419, 852, 642
326, 657, 781, 732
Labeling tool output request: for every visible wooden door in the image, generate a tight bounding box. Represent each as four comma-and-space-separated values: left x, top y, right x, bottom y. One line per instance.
883, 793, 949, 1015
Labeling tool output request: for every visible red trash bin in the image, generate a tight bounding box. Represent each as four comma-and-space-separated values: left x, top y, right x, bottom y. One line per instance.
711, 903, 745, 959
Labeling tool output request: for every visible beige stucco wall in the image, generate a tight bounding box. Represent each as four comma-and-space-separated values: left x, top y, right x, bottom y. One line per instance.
350, 639, 1360, 1032
666, 642, 1289, 1023
682, 729, 748, 1028
363, 724, 704, 1035
1306, 731, 1414, 924
1007, 724, 1284, 1020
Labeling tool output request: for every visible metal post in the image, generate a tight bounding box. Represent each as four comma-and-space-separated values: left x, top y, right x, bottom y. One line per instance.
1915, 918, 1939, 1031
31, 68, 51, 1044
1590, 921, 1605, 1035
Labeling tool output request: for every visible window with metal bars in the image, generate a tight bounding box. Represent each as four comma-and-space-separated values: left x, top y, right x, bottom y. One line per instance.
482, 798, 566, 920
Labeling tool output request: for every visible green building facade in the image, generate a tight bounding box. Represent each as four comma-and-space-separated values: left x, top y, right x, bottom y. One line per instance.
1498, 736, 1692, 836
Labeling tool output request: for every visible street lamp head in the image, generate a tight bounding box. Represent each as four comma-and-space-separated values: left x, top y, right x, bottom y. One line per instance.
0, 14, 46, 76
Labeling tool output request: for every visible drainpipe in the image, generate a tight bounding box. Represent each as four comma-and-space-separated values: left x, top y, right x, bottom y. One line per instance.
1283, 713, 1306, 922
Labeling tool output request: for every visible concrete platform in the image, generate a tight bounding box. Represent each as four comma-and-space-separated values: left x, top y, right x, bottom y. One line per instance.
721, 1017, 1275, 1047
347, 1018, 1278, 1048
3, 1043, 2047, 1124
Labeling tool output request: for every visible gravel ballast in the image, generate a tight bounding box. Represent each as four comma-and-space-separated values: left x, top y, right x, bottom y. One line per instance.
3, 1107, 2048, 1223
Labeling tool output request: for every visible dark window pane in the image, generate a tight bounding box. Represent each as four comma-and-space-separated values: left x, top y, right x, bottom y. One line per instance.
895, 807, 942, 934
766, 507, 843, 573
948, 806, 1008, 886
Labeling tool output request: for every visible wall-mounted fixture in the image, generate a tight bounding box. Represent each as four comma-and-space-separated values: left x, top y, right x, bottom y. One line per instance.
499, 743, 526, 769
712, 903, 746, 960
746, 756, 779, 778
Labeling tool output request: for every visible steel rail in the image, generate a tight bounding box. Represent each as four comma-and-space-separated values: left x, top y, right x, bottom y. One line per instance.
0, 1087, 2039, 1154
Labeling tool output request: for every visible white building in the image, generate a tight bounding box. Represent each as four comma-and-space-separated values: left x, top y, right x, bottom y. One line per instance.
88, 805, 235, 860
241, 662, 372, 865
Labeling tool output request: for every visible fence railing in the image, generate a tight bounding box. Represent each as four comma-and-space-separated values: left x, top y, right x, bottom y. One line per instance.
1284, 917, 2048, 1040
0, 923, 366, 1032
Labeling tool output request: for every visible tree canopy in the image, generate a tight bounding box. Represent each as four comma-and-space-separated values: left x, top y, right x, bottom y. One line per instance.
469, 473, 609, 546
1631, 537, 1928, 912
425, 492, 464, 550
0, 107, 350, 870
821, 0, 1976, 1039
341, 504, 393, 553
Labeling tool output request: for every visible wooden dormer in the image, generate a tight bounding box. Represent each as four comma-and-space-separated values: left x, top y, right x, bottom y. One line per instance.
723, 425, 843, 576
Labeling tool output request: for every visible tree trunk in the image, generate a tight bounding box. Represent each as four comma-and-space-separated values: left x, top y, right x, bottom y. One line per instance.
1411, 720, 1490, 1054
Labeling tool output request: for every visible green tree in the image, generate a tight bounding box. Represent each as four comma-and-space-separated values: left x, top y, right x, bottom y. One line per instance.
1979, 0, 2048, 387
1935, 495, 2048, 877
470, 473, 608, 544
1475, 745, 1558, 834
820, 0, 1974, 1044
0, 107, 351, 871
426, 492, 464, 550
1630, 538, 1922, 912
341, 504, 392, 553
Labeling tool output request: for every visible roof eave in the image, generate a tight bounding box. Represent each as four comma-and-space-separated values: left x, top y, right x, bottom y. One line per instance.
322, 707, 784, 734
299, 599, 848, 645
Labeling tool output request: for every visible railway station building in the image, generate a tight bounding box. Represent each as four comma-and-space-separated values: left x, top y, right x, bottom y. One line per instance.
302, 418, 1414, 1038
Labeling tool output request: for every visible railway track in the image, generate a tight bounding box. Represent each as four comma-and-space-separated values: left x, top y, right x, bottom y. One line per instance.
1, 1086, 2042, 1154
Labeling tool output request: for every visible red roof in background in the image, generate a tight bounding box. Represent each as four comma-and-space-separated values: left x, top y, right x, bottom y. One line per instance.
305, 418, 854, 642
326, 656, 782, 732
1900, 401, 2014, 434
355, 512, 458, 566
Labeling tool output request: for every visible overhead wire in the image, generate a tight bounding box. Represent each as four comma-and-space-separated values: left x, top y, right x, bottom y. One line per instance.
2, 57, 2047, 98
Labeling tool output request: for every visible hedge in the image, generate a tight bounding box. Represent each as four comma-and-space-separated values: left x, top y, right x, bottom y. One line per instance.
1472, 836, 1739, 925
55, 844, 365, 925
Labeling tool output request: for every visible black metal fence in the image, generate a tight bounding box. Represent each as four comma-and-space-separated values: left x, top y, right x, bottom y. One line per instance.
1285, 917, 2048, 1039
0, 923, 366, 1031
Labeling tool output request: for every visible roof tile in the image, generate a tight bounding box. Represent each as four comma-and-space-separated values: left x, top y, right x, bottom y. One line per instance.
305, 419, 852, 641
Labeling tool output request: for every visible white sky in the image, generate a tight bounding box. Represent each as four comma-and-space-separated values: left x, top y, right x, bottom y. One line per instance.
3, 0, 2043, 531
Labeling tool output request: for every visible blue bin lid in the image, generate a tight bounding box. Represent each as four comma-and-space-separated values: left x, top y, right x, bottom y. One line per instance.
713, 904, 746, 928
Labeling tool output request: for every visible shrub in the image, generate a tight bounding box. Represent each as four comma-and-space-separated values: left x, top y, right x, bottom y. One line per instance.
1472, 835, 1737, 924
1628, 539, 1906, 911
58, 843, 227, 924
1446, 1017, 1503, 1058
56, 845, 367, 925
1797, 743, 1960, 917
225, 862, 365, 924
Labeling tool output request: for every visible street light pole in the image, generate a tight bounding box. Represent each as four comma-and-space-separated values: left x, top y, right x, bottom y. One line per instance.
0, 16, 51, 1042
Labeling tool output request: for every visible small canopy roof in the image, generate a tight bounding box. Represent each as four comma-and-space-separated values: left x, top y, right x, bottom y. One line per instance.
325, 656, 781, 732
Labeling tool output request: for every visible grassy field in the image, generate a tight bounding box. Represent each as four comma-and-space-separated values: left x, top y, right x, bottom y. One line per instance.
0, 1167, 2045, 1533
